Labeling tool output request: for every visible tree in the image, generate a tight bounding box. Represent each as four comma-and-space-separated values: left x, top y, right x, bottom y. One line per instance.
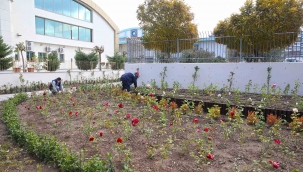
106, 53, 126, 70
0, 36, 13, 70
44, 52, 60, 71
15, 42, 26, 72
213, 0, 303, 56
137, 0, 198, 58
92, 45, 104, 71
75, 49, 98, 70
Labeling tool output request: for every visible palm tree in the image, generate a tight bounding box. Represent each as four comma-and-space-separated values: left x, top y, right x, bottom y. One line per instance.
92, 45, 104, 71
15, 42, 26, 72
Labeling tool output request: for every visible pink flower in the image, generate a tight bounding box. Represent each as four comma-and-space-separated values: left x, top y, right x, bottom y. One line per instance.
269, 161, 280, 169
197, 129, 200, 132
193, 118, 199, 123
219, 119, 223, 123
75, 112, 79, 116
126, 113, 131, 118
152, 105, 159, 111
272, 84, 277, 88
274, 139, 281, 145
170, 122, 173, 126
55, 120, 59, 123
206, 153, 214, 160
104, 102, 109, 106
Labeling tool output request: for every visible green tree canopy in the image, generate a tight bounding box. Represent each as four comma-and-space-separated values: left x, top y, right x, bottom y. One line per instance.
137, 0, 198, 57
45, 52, 60, 71
0, 36, 13, 70
74, 49, 98, 70
214, 0, 303, 56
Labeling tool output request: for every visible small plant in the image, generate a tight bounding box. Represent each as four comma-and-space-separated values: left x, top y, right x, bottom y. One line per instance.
266, 113, 280, 126
245, 79, 252, 94
283, 83, 290, 95
188, 83, 199, 97
159, 66, 168, 91
192, 66, 200, 85
246, 110, 259, 125
206, 105, 221, 119
266, 66, 272, 94
227, 71, 235, 92
194, 103, 204, 115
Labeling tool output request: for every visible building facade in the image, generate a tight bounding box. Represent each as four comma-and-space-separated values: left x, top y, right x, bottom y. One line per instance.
0, 0, 119, 70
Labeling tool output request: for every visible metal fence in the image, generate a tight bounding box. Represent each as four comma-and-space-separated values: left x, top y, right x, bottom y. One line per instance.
124, 31, 303, 63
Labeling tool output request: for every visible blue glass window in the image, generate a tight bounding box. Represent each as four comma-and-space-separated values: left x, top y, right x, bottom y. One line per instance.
44, 0, 53, 12
85, 8, 91, 22
35, 0, 44, 9
54, 21, 63, 37
71, 26, 78, 40
14, 52, 19, 61
45, 20, 55, 36
70, 1, 78, 18
38, 52, 47, 60
35, 17, 45, 35
54, 0, 62, 14
85, 28, 91, 42
63, 0, 70, 16
78, 4, 85, 20
63, 24, 71, 39
79, 27, 86, 41
60, 54, 65, 63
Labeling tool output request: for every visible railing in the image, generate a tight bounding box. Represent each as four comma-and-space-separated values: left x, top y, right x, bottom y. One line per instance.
123, 31, 303, 63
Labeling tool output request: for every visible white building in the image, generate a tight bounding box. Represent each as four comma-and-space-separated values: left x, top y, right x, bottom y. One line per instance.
0, 0, 119, 70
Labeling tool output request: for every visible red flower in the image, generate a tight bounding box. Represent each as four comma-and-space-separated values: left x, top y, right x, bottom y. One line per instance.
39, 106, 42, 109
230, 111, 235, 117
170, 122, 173, 126
89, 137, 94, 141
104, 102, 109, 106
193, 118, 199, 123
126, 113, 131, 118
149, 93, 154, 97
116, 137, 123, 143
75, 112, 79, 116
69, 111, 73, 116
55, 120, 59, 123
206, 153, 214, 160
73, 102, 76, 106
99, 132, 103, 137
204, 128, 209, 132
272, 161, 280, 169
152, 105, 159, 111
43, 92, 46, 96
131, 118, 139, 126
69, 97, 74, 101
208, 137, 212, 140
274, 139, 281, 145
43, 98, 46, 101
93, 121, 96, 124
27, 108, 30, 110
118, 103, 123, 108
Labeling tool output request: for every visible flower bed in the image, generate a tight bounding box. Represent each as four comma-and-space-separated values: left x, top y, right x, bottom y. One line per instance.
3, 85, 303, 171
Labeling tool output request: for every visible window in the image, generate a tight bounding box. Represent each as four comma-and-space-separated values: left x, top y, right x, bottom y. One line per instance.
54, 21, 63, 37
26, 52, 35, 61
63, 0, 71, 16
85, 8, 91, 22
35, 0, 44, 9
14, 52, 19, 61
35, 17, 45, 35
35, 16, 92, 42
45, 20, 55, 36
63, 24, 71, 39
70, 0, 78, 18
78, 4, 86, 20
85, 28, 91, 42
44, 0, 53, 12
54, 0, 63, 14
60, 54, 65, 63
38, 52, 47, 61
79, 27, 86, 41
71, 26, 78, 40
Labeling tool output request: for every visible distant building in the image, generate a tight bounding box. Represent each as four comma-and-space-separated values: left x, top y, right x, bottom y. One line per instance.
119, 27, 143, 53
195, 37, 227, 58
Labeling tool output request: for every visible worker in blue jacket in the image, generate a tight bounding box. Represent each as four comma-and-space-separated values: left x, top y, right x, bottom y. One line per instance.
120, 72, 139, 92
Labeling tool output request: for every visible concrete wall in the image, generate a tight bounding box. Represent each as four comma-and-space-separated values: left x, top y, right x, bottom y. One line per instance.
125, 62, 303, 95
0, 70, 124, 87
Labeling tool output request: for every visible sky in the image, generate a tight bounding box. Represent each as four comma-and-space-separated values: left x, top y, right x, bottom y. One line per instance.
93, 0, 247, 33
